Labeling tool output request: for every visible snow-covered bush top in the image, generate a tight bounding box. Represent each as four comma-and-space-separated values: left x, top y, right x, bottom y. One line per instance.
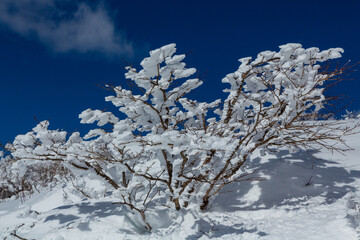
5, 43, 353, 231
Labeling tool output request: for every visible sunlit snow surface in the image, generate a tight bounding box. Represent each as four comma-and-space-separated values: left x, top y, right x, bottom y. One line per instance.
1, 120, 360, 239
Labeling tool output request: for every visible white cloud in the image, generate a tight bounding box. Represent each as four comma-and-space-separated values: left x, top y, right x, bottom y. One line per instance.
0, 0, 133, 56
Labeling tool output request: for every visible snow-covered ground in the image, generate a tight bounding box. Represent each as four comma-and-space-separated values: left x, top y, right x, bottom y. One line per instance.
1, 120, 360, 239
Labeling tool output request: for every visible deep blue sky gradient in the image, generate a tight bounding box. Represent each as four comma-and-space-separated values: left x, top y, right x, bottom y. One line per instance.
1, 0, 360, 143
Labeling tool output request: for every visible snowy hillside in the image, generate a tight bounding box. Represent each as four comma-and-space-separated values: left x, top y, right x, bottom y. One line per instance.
1, 119, 360, 240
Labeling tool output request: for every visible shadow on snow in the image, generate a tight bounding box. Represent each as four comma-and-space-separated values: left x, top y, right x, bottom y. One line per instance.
189, 149, 360, 239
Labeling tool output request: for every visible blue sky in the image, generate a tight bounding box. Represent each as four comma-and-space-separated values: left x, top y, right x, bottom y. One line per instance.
0, 0, 359, 144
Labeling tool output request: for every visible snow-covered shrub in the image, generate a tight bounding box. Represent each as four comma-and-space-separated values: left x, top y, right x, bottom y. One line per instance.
0, 154, 71, 201
4, 43, 357, 231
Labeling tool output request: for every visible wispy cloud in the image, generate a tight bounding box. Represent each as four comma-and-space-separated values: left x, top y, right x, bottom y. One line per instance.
0, 0, 133, 56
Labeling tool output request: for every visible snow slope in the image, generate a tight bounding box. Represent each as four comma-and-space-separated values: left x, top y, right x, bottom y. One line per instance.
1, 120, 360, 239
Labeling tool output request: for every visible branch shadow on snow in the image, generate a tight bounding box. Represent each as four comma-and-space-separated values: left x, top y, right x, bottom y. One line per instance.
212, 149, 360, 212
44, 201, 145, 234
186, 149, 360, 239
184, 216, 267, 240
44, 213, 80, 224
